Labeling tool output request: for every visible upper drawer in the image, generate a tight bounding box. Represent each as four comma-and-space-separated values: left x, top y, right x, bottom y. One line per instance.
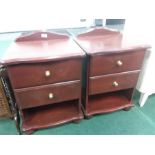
89, 70, 139, 95
14, 80, 81, 109
7, 58, 82, 89
90, 51, 145, 76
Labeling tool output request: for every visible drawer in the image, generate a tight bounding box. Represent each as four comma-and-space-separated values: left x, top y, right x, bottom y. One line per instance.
14, 80, 81, 109
7, 58, 82, 89
90, 51, 145, 76
89, 71, 139, 95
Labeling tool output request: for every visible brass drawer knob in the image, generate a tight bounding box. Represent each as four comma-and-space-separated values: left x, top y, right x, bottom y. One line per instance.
45, 70, 51, 77
113, 81, 119, 87
116, 60, 123, 66
48, 93, 54, 99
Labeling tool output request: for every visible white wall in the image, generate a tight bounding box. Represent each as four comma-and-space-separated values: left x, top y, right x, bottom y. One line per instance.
0, 18, 93, 32
0, 0, 96, 32
123, 19, 155, 45
0, 0, 153, 33
0, 0, 154, 32
124, 19, 155, 99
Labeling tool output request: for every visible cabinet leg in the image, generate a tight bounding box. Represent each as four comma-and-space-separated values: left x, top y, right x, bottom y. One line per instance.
123, 107, 132, 111
14, 115, 22, 135
139, 93, 149, 107
85, 115, 93, 119
73, 119, 81, 124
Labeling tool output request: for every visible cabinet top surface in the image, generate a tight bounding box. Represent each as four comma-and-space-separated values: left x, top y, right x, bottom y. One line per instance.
75, 28, 150, 55
1, 31, 85, 65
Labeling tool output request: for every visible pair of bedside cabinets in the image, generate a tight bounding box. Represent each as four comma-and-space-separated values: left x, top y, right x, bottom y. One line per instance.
1, 28, 149, 134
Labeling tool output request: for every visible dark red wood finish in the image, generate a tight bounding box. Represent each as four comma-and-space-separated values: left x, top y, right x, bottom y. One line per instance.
1, 32, 85, 65
7, 58, 82, 89
90, 50, 145, 76
15, 80, 81, 109
76, 28, 150, 54
2, 31, 85, 134
89, 70, 140, 95
22, 100, 83, 132
15, 31, 69, 42
74, 27, 150, 117
87, 90, 134, 116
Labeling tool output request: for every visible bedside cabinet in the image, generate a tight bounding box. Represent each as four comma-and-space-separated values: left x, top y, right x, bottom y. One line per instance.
73, 28, 150, 118
1, 31, 85, 134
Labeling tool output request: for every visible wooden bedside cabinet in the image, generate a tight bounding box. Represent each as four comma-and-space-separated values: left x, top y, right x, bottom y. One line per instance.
73, 28, 150, 118
1, 31, 85, 134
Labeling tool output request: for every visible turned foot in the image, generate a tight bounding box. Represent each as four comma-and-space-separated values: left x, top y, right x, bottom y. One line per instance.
123, 107, 132, 111
73, 119, 81, 124
85, 115, 93, 119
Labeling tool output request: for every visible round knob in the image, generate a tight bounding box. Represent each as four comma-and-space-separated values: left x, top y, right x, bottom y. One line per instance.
48, 93, 54, 99
113, 81, 119, 87
116, 60, 123, 66
45, 70, 51, 77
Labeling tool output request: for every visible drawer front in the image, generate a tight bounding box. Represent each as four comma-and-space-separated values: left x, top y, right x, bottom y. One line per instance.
8, 58, 82, 89
14, 80, 81, 109
90, 51, 145, 76
89, 71, 139, 95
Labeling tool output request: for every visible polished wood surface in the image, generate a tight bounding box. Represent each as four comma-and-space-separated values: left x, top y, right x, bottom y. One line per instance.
14, 80, 81, 109
1, 32, 85, 65
76, 28, 150, 55
16, 31, 69, 42
89, 70, 140, 95
90, 50, 145, 76
2, 28, 150, 133
7, 58, 82, 89
73, 27, 150, 117
2, 31, 85, 134
87, 90, 134, 116
77, 27, 119, 38
22, 100, 83, 132
15, 81, 81, 109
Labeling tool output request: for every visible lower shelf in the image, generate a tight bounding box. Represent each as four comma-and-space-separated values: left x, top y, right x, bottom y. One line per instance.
22, 100, 83, 132
86, 89, 134, 117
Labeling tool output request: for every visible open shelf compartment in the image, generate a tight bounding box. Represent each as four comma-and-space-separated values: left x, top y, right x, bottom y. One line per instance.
21, 99, 83, 132
86, 89, 134, 116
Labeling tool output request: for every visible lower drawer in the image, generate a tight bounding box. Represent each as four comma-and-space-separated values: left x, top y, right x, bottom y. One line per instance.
89, 70, 140, 95
14, 80, 81, 109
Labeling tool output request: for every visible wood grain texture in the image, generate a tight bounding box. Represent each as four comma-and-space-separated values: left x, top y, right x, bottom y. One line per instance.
86, 90, 134, 116
77, 27, 120, 38
90, 50, 145, 76
2, 31, 85, 133
7, 58, 82, 89
22, 100, 83, 132
76, 27, 150, 55
89, 70, 140, 95
72, 27, 149, 117
1, 32, 85, 65
16, 31, 69, 42
15, 80, 81, 109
